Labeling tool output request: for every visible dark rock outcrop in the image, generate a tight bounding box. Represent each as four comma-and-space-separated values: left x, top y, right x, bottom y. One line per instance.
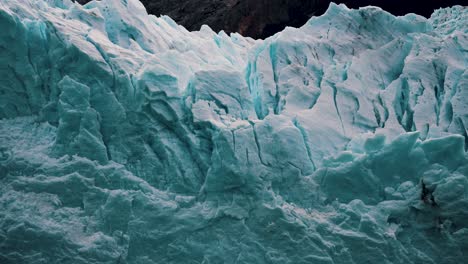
76, 0, 466, 38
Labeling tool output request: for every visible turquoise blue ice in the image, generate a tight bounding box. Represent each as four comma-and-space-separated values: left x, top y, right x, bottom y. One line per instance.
0, 0, 467, 263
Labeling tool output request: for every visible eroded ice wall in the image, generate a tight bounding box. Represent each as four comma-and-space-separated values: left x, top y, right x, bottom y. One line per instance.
0, 0, 467, 263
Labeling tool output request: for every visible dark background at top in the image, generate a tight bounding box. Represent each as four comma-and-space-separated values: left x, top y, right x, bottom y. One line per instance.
77, 0, 467, 39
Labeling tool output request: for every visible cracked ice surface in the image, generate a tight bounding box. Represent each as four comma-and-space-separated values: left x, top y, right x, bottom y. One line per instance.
0, 0, 467, 263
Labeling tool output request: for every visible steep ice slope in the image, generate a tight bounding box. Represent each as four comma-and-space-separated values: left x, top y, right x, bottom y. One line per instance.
0, 0, 467, 263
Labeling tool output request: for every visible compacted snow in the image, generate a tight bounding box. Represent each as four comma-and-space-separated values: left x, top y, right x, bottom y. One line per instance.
0, 0, 467, 263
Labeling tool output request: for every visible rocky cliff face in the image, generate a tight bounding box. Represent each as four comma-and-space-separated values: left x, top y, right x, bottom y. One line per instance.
76, 0, 466, 38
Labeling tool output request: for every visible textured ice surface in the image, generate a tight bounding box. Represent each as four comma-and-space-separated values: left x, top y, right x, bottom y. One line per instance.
0, 0, 467, 263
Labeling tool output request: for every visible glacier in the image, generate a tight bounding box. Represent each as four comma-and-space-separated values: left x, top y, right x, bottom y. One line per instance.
0, 0, 467, 263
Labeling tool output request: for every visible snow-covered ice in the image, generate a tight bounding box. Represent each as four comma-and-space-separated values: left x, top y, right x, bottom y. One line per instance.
0, 0, 467, 263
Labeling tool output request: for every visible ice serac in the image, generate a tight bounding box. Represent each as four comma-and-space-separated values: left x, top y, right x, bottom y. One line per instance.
0, 0, 467, 263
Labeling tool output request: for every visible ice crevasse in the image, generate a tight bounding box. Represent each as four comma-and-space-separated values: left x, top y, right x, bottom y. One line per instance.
0, 0, 467, 263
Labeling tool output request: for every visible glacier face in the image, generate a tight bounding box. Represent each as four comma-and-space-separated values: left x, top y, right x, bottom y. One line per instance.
0, 0, 467, 263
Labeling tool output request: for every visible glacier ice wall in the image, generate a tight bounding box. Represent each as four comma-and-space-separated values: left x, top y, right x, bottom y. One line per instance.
0, 0, 467, 263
